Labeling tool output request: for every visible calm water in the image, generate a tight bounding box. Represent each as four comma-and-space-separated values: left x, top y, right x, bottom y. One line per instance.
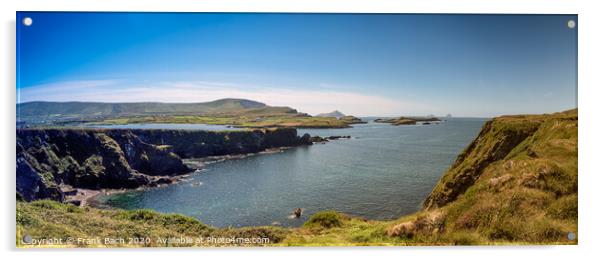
96, 118, 486, 227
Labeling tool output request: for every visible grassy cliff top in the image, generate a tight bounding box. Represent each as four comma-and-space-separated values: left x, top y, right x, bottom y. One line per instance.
416, 109, 577, 244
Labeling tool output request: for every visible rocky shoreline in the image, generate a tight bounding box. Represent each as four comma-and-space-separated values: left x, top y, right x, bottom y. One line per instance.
16, 128, 316, 202
17, 127, 354, 204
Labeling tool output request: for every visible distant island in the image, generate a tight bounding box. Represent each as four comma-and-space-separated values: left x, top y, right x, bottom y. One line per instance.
316, 110, 366, 124
374, 116, 441, 125
316, 110, 346, 118
17, 99, 365, 129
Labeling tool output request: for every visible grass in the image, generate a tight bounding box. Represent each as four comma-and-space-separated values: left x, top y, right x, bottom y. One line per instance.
416, 109, 578, 245
92, 115, 351, 128
303, 211, 346, 229
16, 109, 578, 247
17, 200, 288, 247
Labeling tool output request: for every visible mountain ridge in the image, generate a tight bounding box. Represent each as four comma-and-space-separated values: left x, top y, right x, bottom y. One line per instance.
17, 98, 298, 124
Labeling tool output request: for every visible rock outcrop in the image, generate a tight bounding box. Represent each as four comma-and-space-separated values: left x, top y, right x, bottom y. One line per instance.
339, 116, 367, 124
128, 128, 310, 158
308, 135, 352, 143
17, 128, 312, 201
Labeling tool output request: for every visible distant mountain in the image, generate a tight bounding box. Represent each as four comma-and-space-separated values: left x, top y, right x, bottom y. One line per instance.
16, 98, 299, 124
316, 110, 345, 118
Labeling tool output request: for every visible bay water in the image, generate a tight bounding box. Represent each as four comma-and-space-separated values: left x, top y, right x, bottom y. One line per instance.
95, 118, 486, 227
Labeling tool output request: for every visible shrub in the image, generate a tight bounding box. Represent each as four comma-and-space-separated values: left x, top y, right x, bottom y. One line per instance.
160, 214, 211, 234
29, 199, 82, 213
303, 211, 345, 229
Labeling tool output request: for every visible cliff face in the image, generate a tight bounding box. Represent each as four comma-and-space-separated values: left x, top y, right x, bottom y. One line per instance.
422, 117, 542, 209
16, 128, 311, 202
129, 128, 310, 158
388, 109, 578, 244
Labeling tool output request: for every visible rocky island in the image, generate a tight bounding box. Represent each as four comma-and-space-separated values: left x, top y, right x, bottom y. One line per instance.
315, 110, 367, 125
315, 110, 346, 118
374, 116, 441, 125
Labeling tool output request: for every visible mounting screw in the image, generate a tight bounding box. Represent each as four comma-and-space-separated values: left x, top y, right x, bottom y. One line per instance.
22, 17, 33, 26
567, 20, 576, 29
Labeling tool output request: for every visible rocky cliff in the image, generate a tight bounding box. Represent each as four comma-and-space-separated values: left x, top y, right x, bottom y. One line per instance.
16, 128, 312, 202
129, 128, 310, 158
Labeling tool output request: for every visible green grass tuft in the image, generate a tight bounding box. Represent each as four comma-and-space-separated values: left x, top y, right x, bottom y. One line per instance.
303, 211, 346, 229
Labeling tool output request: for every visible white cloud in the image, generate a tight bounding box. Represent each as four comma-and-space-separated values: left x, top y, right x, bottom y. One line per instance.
18, 80, 432, 116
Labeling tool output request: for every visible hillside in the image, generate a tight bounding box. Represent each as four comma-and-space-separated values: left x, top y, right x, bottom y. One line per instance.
386, 109, 577, 244
16, 109, 577, 246
17, 99, 297, 123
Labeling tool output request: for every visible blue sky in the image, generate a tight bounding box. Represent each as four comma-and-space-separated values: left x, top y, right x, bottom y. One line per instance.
16, 13, 577, 117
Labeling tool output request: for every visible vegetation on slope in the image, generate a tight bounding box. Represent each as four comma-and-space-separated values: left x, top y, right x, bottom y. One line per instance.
16, 109, 578, 247
388, 109, 578, 245
17, 200, 288, 247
